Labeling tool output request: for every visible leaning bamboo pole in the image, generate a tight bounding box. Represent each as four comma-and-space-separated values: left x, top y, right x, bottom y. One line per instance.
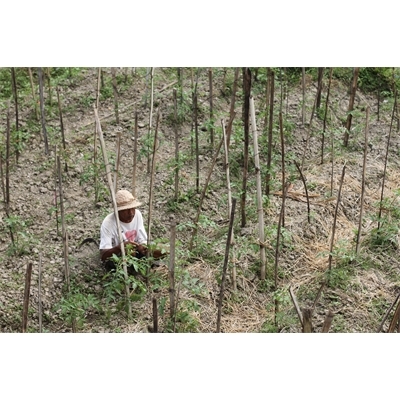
216, 198, 237, 333
94, 107, 131, 318
250, 96, 266, 280
356, 107, 369, 254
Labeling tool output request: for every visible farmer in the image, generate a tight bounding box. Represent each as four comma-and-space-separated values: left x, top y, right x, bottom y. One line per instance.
99, 189, 149, 273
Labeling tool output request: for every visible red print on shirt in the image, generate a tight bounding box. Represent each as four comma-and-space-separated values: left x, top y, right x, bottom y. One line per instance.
125, 230, 137, 243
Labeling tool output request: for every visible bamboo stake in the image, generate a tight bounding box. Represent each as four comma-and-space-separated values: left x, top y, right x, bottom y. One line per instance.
152, 298, 158, 333
11, 68, 20, 163
38, 253, 43, 333
113, 130, 121, 193
0, 148, 5, 205
226, 68, 239, 148
266, 69, 274, 196
28, 67, 39, 122
302, 308, 313, 333
241, 67, 251, 228
264, 68, 271, 144
169, 221, 176, 318
222, 119, 236, 290
327, 164, 346, 282
93, 68, 102, 202
173, 89, 179, 202
37, 67, 49, 155
289, 286, 303, 327
250, 97, 266, 280
302, 67, 306, 126
321, 68, 333, 164
147, 67, 155, 174
54, 147, 60, 236
377, 89, 397, 230
194, 91, 200, 193
147, 109, 160, 250
216, 198, 236, 333
22, 262, 33, 333
57, 155, 70, 291
356, 107, 369, 254
111, 67, 120, 124
46, 68, 52, 107
343, 67, 360, 147
132, 111, 138, 196
279, 111, 285, 227
6, 104, 10, 206
316, 67, 324, 109
208, 68, 214, 149
94, 107, 131, 318
294, 160, 311, 223
274, 181, 290, 326
56, 86, 68, 173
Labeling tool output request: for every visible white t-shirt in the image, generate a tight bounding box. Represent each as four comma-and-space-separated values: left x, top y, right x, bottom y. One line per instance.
99, 210, 147, 250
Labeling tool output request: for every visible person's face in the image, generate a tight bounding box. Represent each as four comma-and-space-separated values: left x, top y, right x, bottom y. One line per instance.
118, 207, 136, 223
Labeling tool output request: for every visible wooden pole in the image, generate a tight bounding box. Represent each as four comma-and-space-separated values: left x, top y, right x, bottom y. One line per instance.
147, 67, 155, 174
173, 89, 179, 202
321, 68, 333, 164
152, 298, 158, 333
222, 118, 236, 290
279, 111, 285, 227
208, 67, 214, 149
356, 107, 369, 254
327, 164, 346, 281
302, 67, 306, 127
94, 107, 132, 318
226, 68, 239, 148
22, 262, 33, 333
111, 67, 120, 124
132, 111, 138, 196
6, 104, 11, 206
216, 198, 236, 333
241, 67, 251, 228
321, 311, 334, 333
113, 130, 121, 193
28, 67, 40, 122
266, 69, 274, 196
169, 221, 176, 318
316, 67, 324, 109
56, 86, 68, 173
11, 68, 20, 163
38, 253, 43, 333
37, 67, 49, 155
343, 67, 360, 147
250, 96, 266, 280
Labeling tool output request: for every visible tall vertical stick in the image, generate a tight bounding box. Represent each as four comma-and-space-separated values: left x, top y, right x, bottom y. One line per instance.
169, 221, 176, 318
147, 67, 155, 174
173, 89, 179, 202
6, 105, 11, 206
94, 107, 131, 318
356, 107, 369, 254
226, 68, 239, 148
250, 97, 266, 280
321, 68, 333, 164
38, 253, 43, 333
111, 67, 120, 124
208, 68, 214, 149
37, 67, 49, 155
279, 111, 286, 227
113, 130, 121, 193
266, 69, 275, 196
28, 67, 40, 122
11, 68, 20, 163
302, 67, 306, 126
56, 86, 68, 172
22, 262, 33, 333
216, 198, 237, 333
241, 67, 251, 228
147, 109, 160, 248
132, 111, 138, 196
327, 164, 346, 282
343, 67, 360, 147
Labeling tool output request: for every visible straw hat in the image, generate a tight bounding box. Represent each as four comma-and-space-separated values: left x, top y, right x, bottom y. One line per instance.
116, 189, 142, 211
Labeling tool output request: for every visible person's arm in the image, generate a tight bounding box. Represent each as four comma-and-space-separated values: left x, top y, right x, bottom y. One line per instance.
100, 241, 146, 261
